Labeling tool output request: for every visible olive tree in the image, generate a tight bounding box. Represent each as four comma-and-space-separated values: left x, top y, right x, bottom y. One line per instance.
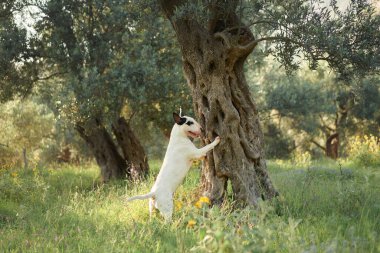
158, 0, 380, 205
33, 0, 190, 181
32, 0, 153, 181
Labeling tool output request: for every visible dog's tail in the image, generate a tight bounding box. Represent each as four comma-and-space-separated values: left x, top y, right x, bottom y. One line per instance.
126, 192, 155, 202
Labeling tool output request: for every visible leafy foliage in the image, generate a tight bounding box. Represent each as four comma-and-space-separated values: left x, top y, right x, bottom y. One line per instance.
263, 123, 294, 159
0, 2, 39, 102
35, 0, 141, 125
242, 0, 380, 79
33, 0, 189, 135
348, 135, 380, 167
351, 77, 380, 124
0, 99, 55, 169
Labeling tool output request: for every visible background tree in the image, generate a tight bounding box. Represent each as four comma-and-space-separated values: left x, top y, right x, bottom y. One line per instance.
259, 61, 380, 159
30, 0, 152, 181
158, 0, 380, 205
0, 98, 55, 169
31, 0, 190, 180
0, 1, 40, 102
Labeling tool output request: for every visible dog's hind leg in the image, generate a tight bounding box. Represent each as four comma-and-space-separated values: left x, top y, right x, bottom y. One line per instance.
156, 195, 174, 222
161, 202, 173, 222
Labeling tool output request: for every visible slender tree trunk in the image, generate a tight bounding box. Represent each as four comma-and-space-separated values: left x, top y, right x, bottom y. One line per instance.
22, 147, 28, 170
160, 1, 278, 205
76, 119, 129, 182
112, 117, 149, 180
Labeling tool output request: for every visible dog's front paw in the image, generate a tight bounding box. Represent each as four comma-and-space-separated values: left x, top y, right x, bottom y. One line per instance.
214, 136, 221, 145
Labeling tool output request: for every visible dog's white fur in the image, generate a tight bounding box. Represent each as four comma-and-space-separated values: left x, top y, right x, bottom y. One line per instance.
126, 113, 220, 221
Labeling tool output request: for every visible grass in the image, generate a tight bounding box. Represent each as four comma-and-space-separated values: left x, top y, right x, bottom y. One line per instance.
1, 159, 379, 252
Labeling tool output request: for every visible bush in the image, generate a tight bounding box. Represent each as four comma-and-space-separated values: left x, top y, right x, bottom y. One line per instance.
291, 150, 312, 167
0, 146, 20, 170
347, 135, 380, 168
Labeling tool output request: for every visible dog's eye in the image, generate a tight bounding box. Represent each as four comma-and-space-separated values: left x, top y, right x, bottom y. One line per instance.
186, 121, 194, 126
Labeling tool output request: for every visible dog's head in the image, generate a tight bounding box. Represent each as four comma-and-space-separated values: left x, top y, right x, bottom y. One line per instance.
173, 112, 202, 138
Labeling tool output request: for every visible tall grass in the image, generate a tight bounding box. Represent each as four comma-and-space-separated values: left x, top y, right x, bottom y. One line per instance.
1, 159, 379, 252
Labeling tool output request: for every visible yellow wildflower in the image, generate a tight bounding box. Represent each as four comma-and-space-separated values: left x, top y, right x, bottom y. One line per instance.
11, 172, 18, 178
175, 200, 183, 211
199, 196, 210, 204
187, 219, 197, 228
195, 196, 211, 208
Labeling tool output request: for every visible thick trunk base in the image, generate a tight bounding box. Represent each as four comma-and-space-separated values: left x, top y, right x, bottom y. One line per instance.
76, 120, 128, 182
112, 117, 149, 180
76, 117, 149, 182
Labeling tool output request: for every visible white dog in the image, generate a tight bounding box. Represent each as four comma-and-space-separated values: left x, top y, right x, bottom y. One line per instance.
126, 112, 220, 221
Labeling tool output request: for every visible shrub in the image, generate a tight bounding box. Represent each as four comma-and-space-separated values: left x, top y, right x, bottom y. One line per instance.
0, 147, 20, 170
291, 150, 312, 167
347, 135, 380, 168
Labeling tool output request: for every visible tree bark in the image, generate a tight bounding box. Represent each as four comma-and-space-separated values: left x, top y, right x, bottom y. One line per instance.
159, 1, 278, 205
325, 133, 339, 159
76, 119, 129, 182
112, 117, 149, 180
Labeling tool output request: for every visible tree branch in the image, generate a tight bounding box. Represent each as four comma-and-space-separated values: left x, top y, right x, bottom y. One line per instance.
237, 36, 302, 54
310, 139, 326, 151
214, 32, 231, 48
33, 71, 68, 82
318, 114, 335, 132
221, 20, 279, 33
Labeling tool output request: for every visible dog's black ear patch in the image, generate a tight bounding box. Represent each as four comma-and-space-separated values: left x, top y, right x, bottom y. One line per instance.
173, 112, 186, 125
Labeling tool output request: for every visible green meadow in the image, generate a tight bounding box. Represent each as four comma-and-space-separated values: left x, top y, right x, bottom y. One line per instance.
1, 159, 379, 253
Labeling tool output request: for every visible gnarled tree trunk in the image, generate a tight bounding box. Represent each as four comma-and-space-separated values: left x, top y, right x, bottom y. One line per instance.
76, 119, 129, 182
112, 117, 149, 181
160, 1, 278, 205
76, 117, 149, 182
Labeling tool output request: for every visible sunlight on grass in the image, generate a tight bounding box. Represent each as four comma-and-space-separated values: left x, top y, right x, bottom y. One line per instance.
1, 159, 379, 252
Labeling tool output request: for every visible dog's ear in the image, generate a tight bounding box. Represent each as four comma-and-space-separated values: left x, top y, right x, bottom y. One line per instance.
173, 112, 186, 125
